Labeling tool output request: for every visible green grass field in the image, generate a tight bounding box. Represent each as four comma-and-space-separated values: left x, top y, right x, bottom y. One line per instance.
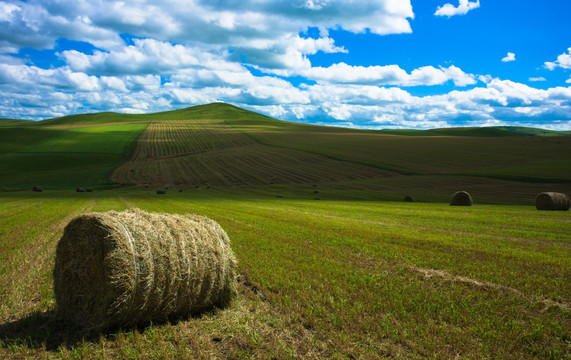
222, 110, 571, 181
0, 123, 147, 189
0, 103, 570, 359
0, 190, 569, 359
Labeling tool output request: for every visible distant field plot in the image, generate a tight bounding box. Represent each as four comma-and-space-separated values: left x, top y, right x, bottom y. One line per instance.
464, 159, 571, 182
0, 123, 147, 189
0, 153, 123, 189
0, 126, 65, 154
113, 117, 394, 186
225, 114, 571, 180
21, 124, 147, 155
130, 119, 255, 159
0, 119, 35, 127
113, 143, 394, 186
0, 191, 569, 359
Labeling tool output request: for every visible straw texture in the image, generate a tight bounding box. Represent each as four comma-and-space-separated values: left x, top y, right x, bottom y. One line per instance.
535, 192, 570, 211
450, 191, 472, 206
53, 209, 237, 329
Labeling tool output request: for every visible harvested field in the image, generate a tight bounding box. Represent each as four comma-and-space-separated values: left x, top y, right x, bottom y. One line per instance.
0, 191, 569, 359
113, 136, 395, 186
130, 119, 255, 160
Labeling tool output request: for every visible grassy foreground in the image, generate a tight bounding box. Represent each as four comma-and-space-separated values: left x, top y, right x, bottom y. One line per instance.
0, 190, 569, 359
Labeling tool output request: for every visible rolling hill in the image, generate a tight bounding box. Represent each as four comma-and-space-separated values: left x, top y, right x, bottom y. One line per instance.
1, 103, 570, 202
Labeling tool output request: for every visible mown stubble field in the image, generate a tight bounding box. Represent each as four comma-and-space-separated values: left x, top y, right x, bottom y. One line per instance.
0, 190, 569, 359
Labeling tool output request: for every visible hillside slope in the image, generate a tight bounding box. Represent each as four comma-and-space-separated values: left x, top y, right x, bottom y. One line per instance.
219, 106, 571, 181
1, 103, 570, 192
0, 121, 147, 189
111, 116, 394, 186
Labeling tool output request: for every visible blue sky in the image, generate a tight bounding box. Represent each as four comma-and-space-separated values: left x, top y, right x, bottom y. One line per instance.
1, 0, 570, 129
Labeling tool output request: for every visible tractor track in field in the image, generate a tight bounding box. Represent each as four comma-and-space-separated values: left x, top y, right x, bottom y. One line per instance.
412, 265, 570, 312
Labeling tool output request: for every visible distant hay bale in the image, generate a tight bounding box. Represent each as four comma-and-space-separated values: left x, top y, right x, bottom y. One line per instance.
313, 190, 319, 194
53, 209, 238, 329
85, 188, 93, 193
156, 189, 166, 195
403, 195, 415, 202
32, 186, 43, 192
76, 187, 86, 193
535, 192, 570, 211
450, 191, 472, 206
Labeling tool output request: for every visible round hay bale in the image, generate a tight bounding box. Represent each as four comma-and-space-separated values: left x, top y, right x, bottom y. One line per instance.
156, 189, 166, 195
76, 187, 86, 193
53, 209, 238, 329
313, 190, 319, 194
403, 195, 415, 202
85, 188, 94, 193
535, 192, 570, 211
32, 186, 43, 192
450, 191, 472, 206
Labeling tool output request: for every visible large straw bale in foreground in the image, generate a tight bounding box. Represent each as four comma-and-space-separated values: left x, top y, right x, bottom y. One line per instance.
53, 209, 237, 329
450, 191, 472, 206
535, 192, 570, 211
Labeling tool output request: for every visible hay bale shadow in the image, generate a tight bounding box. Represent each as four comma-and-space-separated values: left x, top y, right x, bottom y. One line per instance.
0, 310, 94, 352
0, 307, 222, 353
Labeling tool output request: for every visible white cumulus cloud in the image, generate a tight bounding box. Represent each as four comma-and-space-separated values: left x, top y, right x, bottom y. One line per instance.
61, 39, 206, 75
1, 60, 570, 130
271, 63, 476, 87
435, 0, 480, 17
545, 47, 571, 70
501, 52, 516, 62
0, 0, 414, 58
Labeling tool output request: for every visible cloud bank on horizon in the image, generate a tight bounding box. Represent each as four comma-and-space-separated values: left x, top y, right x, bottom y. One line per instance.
0, 0, 570, 130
